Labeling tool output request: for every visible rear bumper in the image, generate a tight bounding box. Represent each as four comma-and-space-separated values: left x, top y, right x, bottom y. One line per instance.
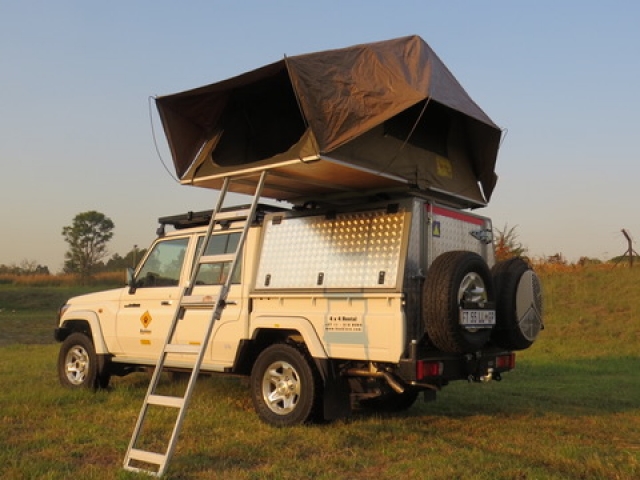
397, 348, 515, 388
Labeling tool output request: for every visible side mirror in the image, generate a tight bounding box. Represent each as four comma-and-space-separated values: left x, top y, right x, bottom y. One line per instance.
126, 268, 137, 294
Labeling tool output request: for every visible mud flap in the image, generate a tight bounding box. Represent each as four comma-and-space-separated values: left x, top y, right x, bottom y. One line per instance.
314, 358, 352, 421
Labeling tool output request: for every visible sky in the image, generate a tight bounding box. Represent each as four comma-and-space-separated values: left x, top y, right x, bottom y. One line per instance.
1, 1, 639, 272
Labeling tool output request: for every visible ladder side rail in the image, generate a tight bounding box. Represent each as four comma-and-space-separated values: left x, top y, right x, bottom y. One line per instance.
125, 179, 232, 467
158, 171, 268, 474
124, 172, 268, 477
125, 178, 232, 475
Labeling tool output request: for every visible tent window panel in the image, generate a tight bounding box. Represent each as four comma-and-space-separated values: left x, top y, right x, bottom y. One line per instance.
384, 101, 450, 158
213, 71, 306, 166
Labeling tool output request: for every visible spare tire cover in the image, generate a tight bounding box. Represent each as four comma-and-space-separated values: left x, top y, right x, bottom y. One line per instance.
491, 257, 543, 350
423, 251, 495, 353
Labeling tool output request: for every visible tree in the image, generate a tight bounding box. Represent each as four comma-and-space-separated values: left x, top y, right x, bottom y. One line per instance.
578, 256, 602, 266
0, 260, 49, 276
494, 224, 527, 262
546, 253, 566, 265
104, 247, 147, 271
62, 211, 114, 283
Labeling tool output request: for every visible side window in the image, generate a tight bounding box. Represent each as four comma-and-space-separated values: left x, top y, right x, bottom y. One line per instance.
136, 237, 189, 288
194, 233, 242, 285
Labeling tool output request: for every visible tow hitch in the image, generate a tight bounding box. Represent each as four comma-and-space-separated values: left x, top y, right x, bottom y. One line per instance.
481, 368, 499, 382
465, 351, 513, 382
468, 367, 501, 383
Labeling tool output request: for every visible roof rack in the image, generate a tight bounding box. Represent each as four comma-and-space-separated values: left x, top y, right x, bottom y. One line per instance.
157, 204, 289, 234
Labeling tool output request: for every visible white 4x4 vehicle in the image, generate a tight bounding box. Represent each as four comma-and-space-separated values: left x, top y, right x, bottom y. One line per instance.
56, 36, 544, 431
55, 196, 542, 426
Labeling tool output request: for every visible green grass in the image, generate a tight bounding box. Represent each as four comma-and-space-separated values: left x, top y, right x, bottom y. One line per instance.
1, 269, 640, 479
0, 285, 103, 346
0, 285, 99, 311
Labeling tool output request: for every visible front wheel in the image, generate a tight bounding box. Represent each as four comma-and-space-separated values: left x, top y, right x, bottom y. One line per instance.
57, 332, 110, 389
250, 343, 321, 426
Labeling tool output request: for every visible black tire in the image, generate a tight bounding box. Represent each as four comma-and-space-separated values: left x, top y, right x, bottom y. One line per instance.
491, 257, 543, 350
360, 389, 419, 412
423, 251, 495, 353
250, 343, 322, 427
57, 332, 110, 389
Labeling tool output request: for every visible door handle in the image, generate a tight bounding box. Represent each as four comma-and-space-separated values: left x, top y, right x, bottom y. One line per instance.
161, 300, 173, 306
124, 303, 140, 308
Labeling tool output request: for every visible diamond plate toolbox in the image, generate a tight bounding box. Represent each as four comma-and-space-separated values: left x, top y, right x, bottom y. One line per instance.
255, 209, 410, 289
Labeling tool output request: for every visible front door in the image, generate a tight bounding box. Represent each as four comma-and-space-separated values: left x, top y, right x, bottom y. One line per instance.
115, 236, 190, 361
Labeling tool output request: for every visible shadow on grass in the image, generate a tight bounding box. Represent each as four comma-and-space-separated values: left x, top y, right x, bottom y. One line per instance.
113, 356, 640, 425
352, 357, 640, 421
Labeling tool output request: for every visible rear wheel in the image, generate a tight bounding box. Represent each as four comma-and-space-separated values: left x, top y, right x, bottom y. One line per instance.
423, 251, 495, 353
58, 333, 110, 389
250, 343, 322, 426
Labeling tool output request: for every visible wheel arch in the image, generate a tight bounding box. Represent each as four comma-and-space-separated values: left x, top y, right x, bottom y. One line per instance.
249, 316, 328, 359
58, 310, 109, 355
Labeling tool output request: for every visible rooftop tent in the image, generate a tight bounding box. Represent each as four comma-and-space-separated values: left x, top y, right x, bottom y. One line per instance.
155, 35, 502, 207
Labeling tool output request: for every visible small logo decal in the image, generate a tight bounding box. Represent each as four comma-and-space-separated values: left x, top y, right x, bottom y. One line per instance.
140, 311, 152, 328
436, 156, 453, 178
432, 221, 441, 237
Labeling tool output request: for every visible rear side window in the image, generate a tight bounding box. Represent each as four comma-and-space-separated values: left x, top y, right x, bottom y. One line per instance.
194, 233, 242, 285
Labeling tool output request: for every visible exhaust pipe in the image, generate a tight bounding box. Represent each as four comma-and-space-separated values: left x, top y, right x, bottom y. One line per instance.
345, 366, 405, 394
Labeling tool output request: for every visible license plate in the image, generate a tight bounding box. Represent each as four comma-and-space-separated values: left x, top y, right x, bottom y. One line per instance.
460, 309, 495, 328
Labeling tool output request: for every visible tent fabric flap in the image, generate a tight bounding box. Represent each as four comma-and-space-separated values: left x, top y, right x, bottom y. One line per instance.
155, 35, 501, 206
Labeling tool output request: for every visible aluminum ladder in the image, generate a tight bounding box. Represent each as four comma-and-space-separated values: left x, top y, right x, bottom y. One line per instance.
123, 171, 268, 477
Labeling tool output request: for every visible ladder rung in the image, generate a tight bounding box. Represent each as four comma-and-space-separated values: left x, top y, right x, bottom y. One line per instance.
182, 303, 216, 310
164, 344, 201, 354
199, 253, 235, 264
181, 295, 217, 306
148, 394, 185, 408
127, 448, 167, 466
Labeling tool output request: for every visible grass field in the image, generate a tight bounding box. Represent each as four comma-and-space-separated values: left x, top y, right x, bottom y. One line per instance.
1, 267, 639, 479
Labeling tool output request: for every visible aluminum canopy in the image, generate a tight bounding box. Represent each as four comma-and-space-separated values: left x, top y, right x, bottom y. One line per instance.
156, 35, 502, 206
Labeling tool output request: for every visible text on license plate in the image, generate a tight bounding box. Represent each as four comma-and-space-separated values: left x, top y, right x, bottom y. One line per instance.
460, 309, 496, 328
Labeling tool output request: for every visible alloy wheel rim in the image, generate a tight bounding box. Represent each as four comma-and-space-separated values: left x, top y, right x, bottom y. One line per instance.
65, 345, 89, 385
261, 360, 301, 415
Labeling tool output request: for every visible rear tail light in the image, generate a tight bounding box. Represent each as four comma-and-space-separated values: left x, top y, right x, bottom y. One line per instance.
496, 353, 516, 370
417, 360, 444, 380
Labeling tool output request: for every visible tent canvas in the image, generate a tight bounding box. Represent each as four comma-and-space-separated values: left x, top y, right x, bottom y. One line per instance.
156, 35, 502, 207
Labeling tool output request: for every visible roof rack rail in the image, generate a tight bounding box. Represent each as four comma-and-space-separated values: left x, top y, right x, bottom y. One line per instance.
157, 204, 289, 233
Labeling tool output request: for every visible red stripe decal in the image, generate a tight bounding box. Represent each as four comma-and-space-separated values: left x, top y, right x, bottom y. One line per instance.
430, 205, 485, 226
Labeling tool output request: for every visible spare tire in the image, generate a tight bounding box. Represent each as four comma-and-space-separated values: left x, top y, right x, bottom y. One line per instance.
491, 257, 543, 350
423, 251, 495, 353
